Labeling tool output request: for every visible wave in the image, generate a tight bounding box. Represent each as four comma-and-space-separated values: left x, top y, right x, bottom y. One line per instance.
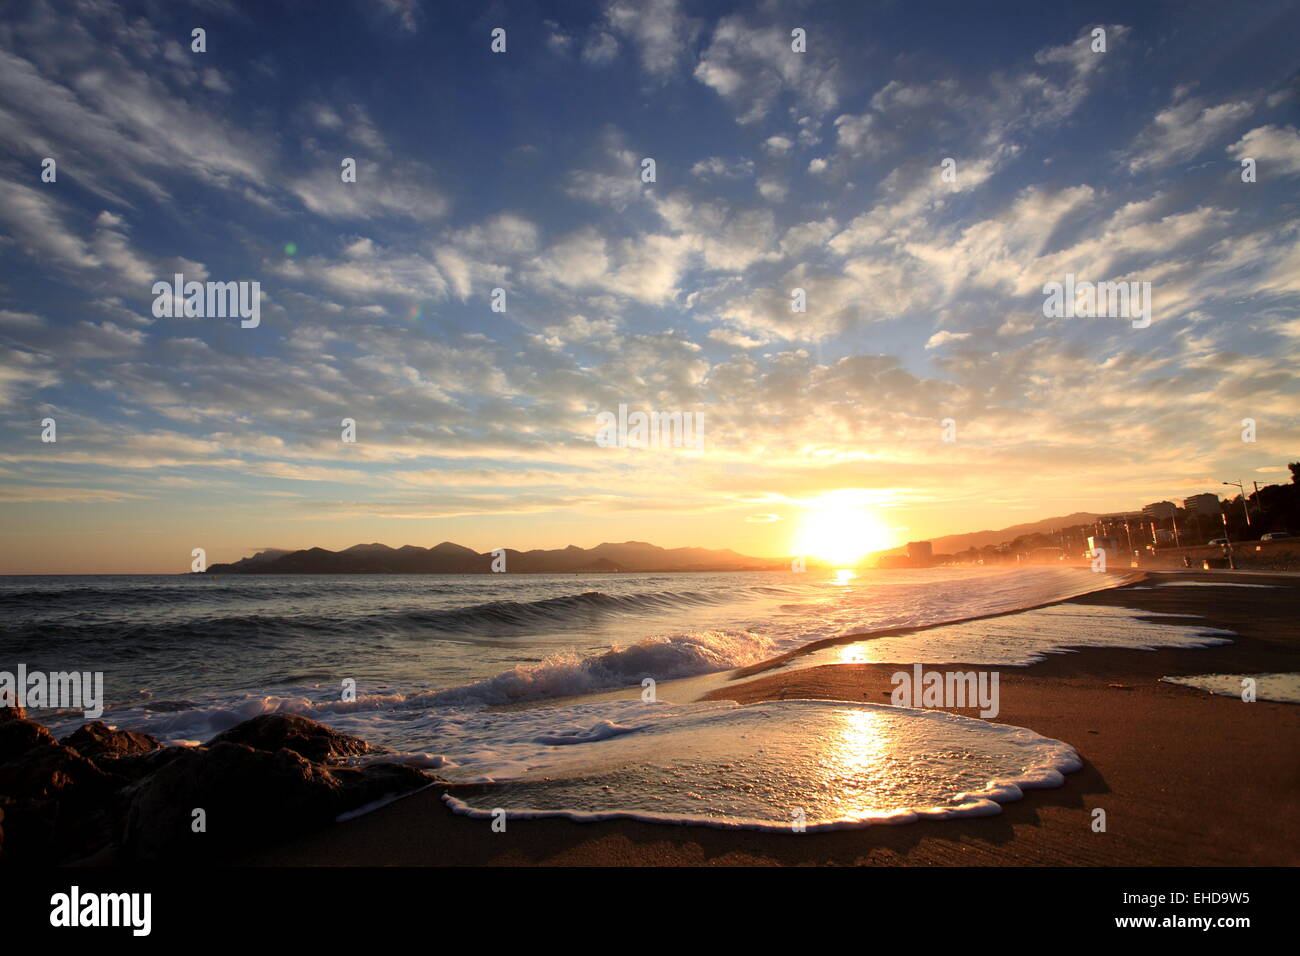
428, 628, 777, 706
0, 584, 786, 650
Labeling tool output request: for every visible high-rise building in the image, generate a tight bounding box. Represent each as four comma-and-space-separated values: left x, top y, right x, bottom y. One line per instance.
1183, 493, 1220, 517
1142, 501, 1178, 521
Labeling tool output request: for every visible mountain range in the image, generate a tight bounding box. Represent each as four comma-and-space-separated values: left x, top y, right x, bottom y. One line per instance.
203, 541, 782, 574
868, 512, 1104, 559
205, 510, 1111, 574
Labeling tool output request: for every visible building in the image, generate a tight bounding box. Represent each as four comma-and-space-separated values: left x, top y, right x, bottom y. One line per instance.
1141, 501, 1178, 521
1183, 493, 1220, 517
906, 541, 933, 564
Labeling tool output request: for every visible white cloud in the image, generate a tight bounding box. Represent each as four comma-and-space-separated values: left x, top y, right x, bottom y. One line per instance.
694, 15, 838, 124
582, 31, 619, 66
690, 156, 755, 179
763, 135, 793, 155
925, 330, 972, 349
1226, 125, 1300, 176
603, 0, 698, 77
1126, 96, 1254, 173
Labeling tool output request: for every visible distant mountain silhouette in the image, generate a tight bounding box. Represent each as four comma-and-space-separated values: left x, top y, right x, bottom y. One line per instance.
204, 541, 780, 574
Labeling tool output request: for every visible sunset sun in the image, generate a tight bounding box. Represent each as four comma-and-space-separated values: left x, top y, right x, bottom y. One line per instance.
794, 491, 894, 567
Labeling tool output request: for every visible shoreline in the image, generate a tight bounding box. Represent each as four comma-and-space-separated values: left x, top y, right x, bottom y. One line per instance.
242, 569, 1300, 866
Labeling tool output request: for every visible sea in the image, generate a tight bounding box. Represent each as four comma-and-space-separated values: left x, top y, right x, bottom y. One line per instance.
0, 566, 1236, 830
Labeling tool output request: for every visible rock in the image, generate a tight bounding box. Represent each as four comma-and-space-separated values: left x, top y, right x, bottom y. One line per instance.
0, 742, 116, 802
0, 744, 121, 864
60, 722, 160, 762
0, 711, 429, 864
205, 712, 373, 763
122, 741, 428, 862
0, 719, 57, 763
0, 701, 28, 723
105, 745, 190, 783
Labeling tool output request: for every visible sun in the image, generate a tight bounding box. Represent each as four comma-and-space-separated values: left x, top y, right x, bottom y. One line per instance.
793, 490, 893, 567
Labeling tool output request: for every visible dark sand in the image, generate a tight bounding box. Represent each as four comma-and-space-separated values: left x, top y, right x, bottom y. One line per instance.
244, 571, 1300, 866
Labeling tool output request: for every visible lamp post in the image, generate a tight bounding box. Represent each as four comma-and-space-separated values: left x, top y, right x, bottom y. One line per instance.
1222, 480, 1251, 526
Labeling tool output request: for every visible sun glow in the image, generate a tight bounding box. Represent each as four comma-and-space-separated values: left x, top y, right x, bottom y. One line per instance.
793, 490, 894, 567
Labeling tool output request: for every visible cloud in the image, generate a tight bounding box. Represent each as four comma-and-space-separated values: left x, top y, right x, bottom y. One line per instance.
1125, 95, 1254, 173
374, 0, 420, 33
288, 163, 449, 221
763, 135, 793, 156
582, 31, 619, 65
1226, 125, 1300, 176
690, 156, 755, 179
925, 331, 973, 349
0, 346, 59, 406
694, 15, 838, 124
603, 0, 699, 78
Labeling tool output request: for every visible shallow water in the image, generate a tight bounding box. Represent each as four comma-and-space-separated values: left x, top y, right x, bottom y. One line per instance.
3, 567, 1235, 829
439, 699, 1082, 830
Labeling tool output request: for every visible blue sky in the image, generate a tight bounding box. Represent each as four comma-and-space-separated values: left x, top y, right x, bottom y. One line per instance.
1, 0, 1298, 571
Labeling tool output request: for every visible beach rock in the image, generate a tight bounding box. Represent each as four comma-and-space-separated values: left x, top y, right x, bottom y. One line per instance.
0, 742, 123, 864
60, 721, 161, 762
0, 718, 57, 763
0, 701, 28, 723
205, 712, 373, 762
0, 711, 428, 864
0, 742, 115, 803
104, 744, 191, 783
122, 741, 428, 862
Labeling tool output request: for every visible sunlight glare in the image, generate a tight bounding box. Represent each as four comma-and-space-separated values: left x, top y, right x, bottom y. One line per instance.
794, 490, 893, 567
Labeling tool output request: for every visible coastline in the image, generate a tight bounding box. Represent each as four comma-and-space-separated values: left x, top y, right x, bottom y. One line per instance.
240, 570, 1300, 866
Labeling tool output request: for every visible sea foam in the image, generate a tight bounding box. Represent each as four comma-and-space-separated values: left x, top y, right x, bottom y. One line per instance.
1160, 672, 1300, 704
438, 699, 1082, 830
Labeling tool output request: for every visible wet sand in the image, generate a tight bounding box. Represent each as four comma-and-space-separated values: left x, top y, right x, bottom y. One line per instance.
244, 571, 1300, 866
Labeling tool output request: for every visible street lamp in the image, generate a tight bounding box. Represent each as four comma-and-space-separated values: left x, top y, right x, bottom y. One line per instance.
1222, 480, 1251, 526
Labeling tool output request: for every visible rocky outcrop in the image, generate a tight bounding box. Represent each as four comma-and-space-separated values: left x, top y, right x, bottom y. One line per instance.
0, 718, 57, 763
206, 712, 372, 762
0, 711, 432, 864
59, 722, 160, 762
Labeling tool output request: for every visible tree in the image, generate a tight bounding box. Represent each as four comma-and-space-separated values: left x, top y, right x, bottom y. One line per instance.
1290, 462, 1300, 484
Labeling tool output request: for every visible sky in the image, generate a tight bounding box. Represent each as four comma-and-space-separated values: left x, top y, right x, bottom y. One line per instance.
0, 0, 1298, 573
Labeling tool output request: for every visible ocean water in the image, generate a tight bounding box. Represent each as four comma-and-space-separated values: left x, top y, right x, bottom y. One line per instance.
0, 566, 1234, 827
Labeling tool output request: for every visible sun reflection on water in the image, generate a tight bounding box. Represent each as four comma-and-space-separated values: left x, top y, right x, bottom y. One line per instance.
825, 707, 891, 817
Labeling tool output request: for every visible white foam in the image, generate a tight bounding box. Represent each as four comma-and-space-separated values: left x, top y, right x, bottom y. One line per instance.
424, 629, 777, 706
790, 603, 1234, 669
439, 699, 1081, 831
1160, 672, 1300, 704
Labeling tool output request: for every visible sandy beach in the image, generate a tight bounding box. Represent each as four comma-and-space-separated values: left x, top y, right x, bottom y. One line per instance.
242, 570, 1300, 866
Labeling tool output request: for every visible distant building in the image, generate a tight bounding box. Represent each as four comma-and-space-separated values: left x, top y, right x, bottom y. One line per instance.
1183, 493, 1220, 517
1142, 501, 1178, 521
877, 541, 936, 570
